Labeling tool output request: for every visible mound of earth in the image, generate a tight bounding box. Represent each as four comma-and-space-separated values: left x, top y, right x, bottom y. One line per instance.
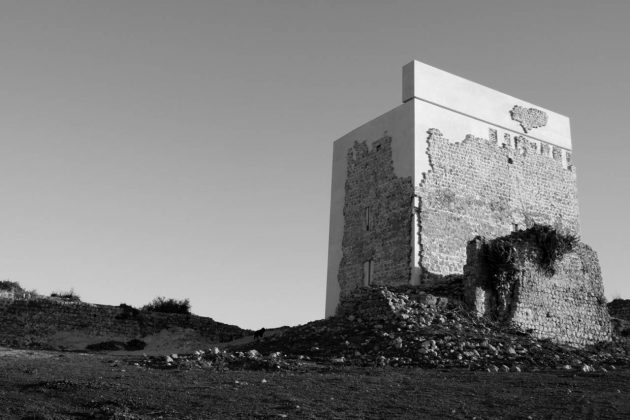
142, 286, 630, 373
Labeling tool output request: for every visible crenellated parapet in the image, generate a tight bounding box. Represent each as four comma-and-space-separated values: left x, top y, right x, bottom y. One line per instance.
429, 127, 574, 172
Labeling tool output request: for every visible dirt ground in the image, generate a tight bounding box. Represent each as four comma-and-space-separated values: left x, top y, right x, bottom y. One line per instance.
38, 327, 287, 357
1, 347, 629, 419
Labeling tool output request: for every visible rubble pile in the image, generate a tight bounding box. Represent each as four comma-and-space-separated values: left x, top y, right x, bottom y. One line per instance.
137, 347, 309, 371
142, 287, 630, 373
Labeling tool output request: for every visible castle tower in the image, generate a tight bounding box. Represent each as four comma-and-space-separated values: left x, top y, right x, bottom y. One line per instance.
325, 60, 578, 316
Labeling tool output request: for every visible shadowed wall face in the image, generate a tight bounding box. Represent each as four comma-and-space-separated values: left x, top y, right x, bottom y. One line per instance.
337, 137, 414, 297
464, 236, 610, 347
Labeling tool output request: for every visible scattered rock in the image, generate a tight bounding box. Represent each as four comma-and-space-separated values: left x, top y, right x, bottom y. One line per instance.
137, 286, 630, 373
246, 349, 261, 359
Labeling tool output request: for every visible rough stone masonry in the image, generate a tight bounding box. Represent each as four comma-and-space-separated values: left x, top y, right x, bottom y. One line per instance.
417, 128, 578, 282
337, 136, 414, 294
325, 60, 609, 347
463, 230, 610, 347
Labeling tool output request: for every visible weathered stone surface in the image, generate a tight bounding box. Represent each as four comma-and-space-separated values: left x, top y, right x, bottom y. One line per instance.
463, 231, 610, 347
510, 105, 548, 133
337, 136, 414, 297
417, 129, 579, 282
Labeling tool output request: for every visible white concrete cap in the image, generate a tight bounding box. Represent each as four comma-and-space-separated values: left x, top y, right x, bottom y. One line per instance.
402, 60, 572, 149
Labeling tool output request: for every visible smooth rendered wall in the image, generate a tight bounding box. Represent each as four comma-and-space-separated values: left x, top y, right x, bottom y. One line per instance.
410, 59, 573, 202
325, 101, 414, 317
405, 61, 571, 148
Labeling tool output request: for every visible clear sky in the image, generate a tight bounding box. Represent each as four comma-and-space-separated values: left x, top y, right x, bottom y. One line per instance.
0, 0, 628, 329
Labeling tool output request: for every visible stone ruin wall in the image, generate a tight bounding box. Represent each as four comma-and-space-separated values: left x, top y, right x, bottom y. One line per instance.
0, 296, 247, 347
337, 136, 414, 298
464, 237, 611, 347
416, 128, 579, 283
336, 285, 450, 324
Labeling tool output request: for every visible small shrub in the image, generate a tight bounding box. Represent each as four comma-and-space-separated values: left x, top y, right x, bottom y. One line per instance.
0, 280, 24, 292
483, 225, 578, 317
0, 281, 37, 299
142, 297, 191, 314
485, 224, 578, 278
531, 225, 578, 273
50, 289, 81, 302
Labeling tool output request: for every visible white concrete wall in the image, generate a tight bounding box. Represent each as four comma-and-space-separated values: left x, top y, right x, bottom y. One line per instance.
403, 60, 572, 150
325, 101, 415, 317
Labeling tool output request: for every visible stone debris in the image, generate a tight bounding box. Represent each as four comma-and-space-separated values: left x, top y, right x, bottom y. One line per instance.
139, 346, 304, 371
139, 287, 630, 373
